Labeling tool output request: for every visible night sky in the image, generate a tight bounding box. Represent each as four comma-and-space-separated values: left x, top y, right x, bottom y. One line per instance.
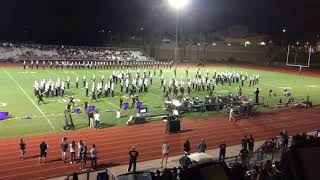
0, 0, 319, 44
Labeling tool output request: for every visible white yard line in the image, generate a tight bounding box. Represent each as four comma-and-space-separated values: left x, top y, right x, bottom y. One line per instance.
2, 68, 55, 130
105, 100, 119, 109
9, 113, 65, 120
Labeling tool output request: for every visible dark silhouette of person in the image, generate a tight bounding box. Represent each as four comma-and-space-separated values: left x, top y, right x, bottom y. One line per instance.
219, 141, 227, 161
255, 88, 260, 104
128, 146, 139, 172
183, 139, 191, 154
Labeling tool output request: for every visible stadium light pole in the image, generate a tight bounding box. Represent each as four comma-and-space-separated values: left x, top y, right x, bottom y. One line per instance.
168, 0, 189, 63
282, 28, 286, 49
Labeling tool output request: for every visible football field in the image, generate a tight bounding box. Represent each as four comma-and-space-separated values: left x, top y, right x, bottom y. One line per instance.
1, 65, 320, 138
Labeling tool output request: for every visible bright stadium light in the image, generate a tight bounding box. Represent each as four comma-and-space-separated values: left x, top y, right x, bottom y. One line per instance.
168, 0, 190, 63
168, 0, 190, 9
244, 41, 251, 46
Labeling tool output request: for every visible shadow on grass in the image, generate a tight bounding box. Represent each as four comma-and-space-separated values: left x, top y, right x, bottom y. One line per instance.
74, 124, 90, 129
98, 123, 115, 128
7, 115, 14, 119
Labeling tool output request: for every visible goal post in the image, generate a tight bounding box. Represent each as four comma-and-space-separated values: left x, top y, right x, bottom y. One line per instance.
286, 45, 312, 68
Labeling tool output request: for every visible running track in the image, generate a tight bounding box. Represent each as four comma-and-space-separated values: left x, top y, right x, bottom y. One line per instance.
0, 106, 320, 180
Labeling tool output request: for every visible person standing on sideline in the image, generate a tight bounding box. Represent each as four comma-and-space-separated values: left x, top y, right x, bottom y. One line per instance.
94, 111, 100, 130
90, 144, 97, 170
128, 146, 139, 172
77, 140, 83, 158
183, 139, 191, 155
161, 142, 170, 168
248, 135, 254, 153
79, 144, 87, 170
60, 137, 68, 163
39, 141, 48, 164
241, 136, 248, 149
219, 141, 227, 162
197, 139, 207, 153
255, 88, 260, 104
88, 110, 94, 129
229, 106, 235, 122
70, 141, 76, 164
19, 138, 26, 160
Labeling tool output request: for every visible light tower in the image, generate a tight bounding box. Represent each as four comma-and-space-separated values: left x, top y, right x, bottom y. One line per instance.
168, 0, 189, 62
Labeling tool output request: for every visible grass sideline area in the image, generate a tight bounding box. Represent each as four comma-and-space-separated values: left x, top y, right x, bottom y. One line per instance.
0, 65, 320, 138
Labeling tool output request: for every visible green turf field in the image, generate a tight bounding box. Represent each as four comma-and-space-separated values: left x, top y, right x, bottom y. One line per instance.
1, 66, 320, 138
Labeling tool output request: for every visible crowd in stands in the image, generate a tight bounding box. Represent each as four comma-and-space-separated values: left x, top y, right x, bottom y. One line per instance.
0, 42, 152, 62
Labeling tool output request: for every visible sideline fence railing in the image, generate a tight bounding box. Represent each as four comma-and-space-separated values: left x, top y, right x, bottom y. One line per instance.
63, 136, 287, 180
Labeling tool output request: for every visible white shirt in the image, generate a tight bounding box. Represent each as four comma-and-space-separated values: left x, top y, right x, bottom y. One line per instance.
162, 143, 170, 154
229, 108, 234, 117
94, 113, 100, 121
70, 144, 75, 153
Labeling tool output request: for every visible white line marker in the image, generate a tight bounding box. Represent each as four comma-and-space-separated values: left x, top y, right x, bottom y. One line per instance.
278, 86, 292, 89
2, 68, 55, 130
307, 85, 318, 88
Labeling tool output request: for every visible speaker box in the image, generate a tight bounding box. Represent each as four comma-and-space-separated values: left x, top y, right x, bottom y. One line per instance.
134, 117, 146, 124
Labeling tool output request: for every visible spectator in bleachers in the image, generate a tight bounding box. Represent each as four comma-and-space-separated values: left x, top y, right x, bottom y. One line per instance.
197, 139, 207, 153
248, 135, 254, 153
179, 153, 192, 169
242, 136, 248, 149
161, 168, 173, 180
256, 160, 272, 180
229, 163, 245, 180
239, 147, 249, 168
154, 170, 161, 180
172, 167, 179, 180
